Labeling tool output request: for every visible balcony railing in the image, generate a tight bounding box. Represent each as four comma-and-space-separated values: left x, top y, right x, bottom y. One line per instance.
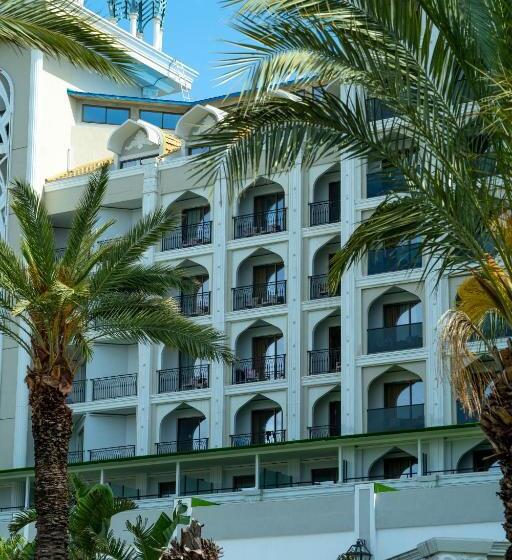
232, 355, 286, 384
367, 243, 422, 275
308, 349, 341, 375
456, 402, 479, 424
233, 208, 287, 239
55, 247, 66, 259
230, 430, 286, 447
309, 201, 340, 226
66, 380, 86, 404
367, 322, 423, 354
366, 169, 405, 198
89, 445, 135, 462
67, 450, 84, 464
156, 438, 209, 455
308, 425, 341, 439
232, 280, 286, 310
179, 292, 211, 316
309, 274, 340, 299
367, 403, 425, 433
161, 221, 212, 251
158, 365, 210, 393
92, 373, 137, 401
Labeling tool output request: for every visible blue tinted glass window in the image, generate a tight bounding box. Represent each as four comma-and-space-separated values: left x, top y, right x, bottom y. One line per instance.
106, 107, 129, 125
187, 146, 210, 156
139, 110, 162, 127
162, 113, 181, 129
82, 105, 129, 125
82, 105, 106, 124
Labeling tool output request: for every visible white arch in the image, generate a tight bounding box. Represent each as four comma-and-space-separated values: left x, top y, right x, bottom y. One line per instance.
107, 119, 168, 155
175, 104, 226, 140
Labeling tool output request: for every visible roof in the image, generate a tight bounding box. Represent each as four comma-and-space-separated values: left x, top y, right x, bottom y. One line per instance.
46, 157, 114, 183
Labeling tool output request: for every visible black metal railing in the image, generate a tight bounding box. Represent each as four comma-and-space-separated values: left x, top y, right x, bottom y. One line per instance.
156, 438, 209, 455
309, 274, 340, 299
92, 373, 137, 401
232, 280, 286, 310
367, 243, 422, 275
230, 430, 286, 447
233, 208, 287, 239
426, 464, 500, 476
179, 292, 211, 316
161, 221, 212, 251
232, 355, 286, 384
67, 450, 84, 464
367, 403, 425, 433
309, 201, 340, 226
308, 349, 341, 375
308, 425, 341, 439
158, 365, 210, 393
89, 445, 135, 462
55, 247, 66, 259
66, 380, 86, 404
366, 169, 405, 198
367, 322, 423, 354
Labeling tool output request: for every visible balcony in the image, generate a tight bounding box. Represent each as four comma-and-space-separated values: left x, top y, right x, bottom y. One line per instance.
157, 365, 210, 393
309, 201, 340, 226
456, 401, 479, 424
233, 208, 286, 239
366, 169, 405, 198
232, 355, 286, 384
367, 322, 422, 354
308, 349, 341, 375
179, 292, 211, 316
156, 438, 209, 455
89, 445, 135, 461
232, 280, 286, 310
365, 98, 397, 122
309, 274, 340, 299
230, 430, 286, 447
66, 379, 86, 404
67, 451, 84, 464
161, 221, 212, 251
308, 425, 341, 439
367, 404, 425, 433
367, 243, 422, 275
92, 373, 137, 401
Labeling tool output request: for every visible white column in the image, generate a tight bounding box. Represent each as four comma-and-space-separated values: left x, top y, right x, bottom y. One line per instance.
129, 13, 138, 36
286, 162, 303, 440
152, 17, 163, 51
136, 163, 158, 456
425, 274, 449, 426
175, 462, 181, 496
13, 50, 43, 468
254, 454, 260, 489
210, 177, 228, 448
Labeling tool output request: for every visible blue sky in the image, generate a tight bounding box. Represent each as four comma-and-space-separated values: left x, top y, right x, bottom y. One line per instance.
85, 0, 245, 101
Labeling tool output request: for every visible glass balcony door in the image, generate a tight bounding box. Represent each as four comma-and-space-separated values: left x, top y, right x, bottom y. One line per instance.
251, 408, 283, 444
252, 263, 285, 305
177, 417, 203, 452
252, 335, 285, 381
253, 193, 285, 233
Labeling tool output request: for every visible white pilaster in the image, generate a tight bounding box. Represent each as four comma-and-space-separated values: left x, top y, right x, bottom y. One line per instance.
210, 176, 228, 448
129, 13, 138, 36
286, 162, 303, 440
137, 163, 158, 456
13, 49, 43, 468
152, 17, 163, 51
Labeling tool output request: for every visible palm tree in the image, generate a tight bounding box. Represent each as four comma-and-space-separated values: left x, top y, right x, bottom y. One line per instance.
0, 0, 135, 83
10, 475, 137, 559
193, 0, 512, 552
3, 166, 231, 559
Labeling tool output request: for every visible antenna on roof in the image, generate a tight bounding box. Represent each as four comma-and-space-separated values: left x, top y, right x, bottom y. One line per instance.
107, 0, 166, 50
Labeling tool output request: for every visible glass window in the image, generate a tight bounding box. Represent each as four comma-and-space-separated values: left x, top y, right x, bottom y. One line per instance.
187, 146, 210, 156
139, 110, 181, 130
82, 104, 129, 125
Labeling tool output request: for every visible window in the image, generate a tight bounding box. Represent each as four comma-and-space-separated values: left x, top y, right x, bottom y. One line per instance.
233, 475, 255, 490
383, 456, 417, 479
120, 155, 157, 169
158, 481, 176, 497
139, 109, 181, 130
384, 380, 424, 408
82, 104, 130, 125
383, 301, 422, 327
187, 146, 210, 156
311, 467, 338, 483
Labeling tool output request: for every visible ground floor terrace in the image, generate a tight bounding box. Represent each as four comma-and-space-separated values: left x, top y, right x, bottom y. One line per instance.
0, 423, 505, 559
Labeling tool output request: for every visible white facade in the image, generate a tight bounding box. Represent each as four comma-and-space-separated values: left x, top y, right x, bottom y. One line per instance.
0, 6, 505, 559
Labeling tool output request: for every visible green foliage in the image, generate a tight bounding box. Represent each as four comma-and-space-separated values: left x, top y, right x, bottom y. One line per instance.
1, 165, 231, 386
0, 0, 136, 84
0, 534, 35, 560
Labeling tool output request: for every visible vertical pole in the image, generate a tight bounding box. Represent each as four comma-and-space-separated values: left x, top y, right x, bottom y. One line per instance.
337, 446, 343, 483
417, 439, 423, 476
254, 454, 260, 489
175, 462, 181, 496
100, 469, 104, 485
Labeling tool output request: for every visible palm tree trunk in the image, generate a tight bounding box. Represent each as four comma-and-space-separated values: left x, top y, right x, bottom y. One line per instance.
479, 370, 512, 558
29, 383, 72, 559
